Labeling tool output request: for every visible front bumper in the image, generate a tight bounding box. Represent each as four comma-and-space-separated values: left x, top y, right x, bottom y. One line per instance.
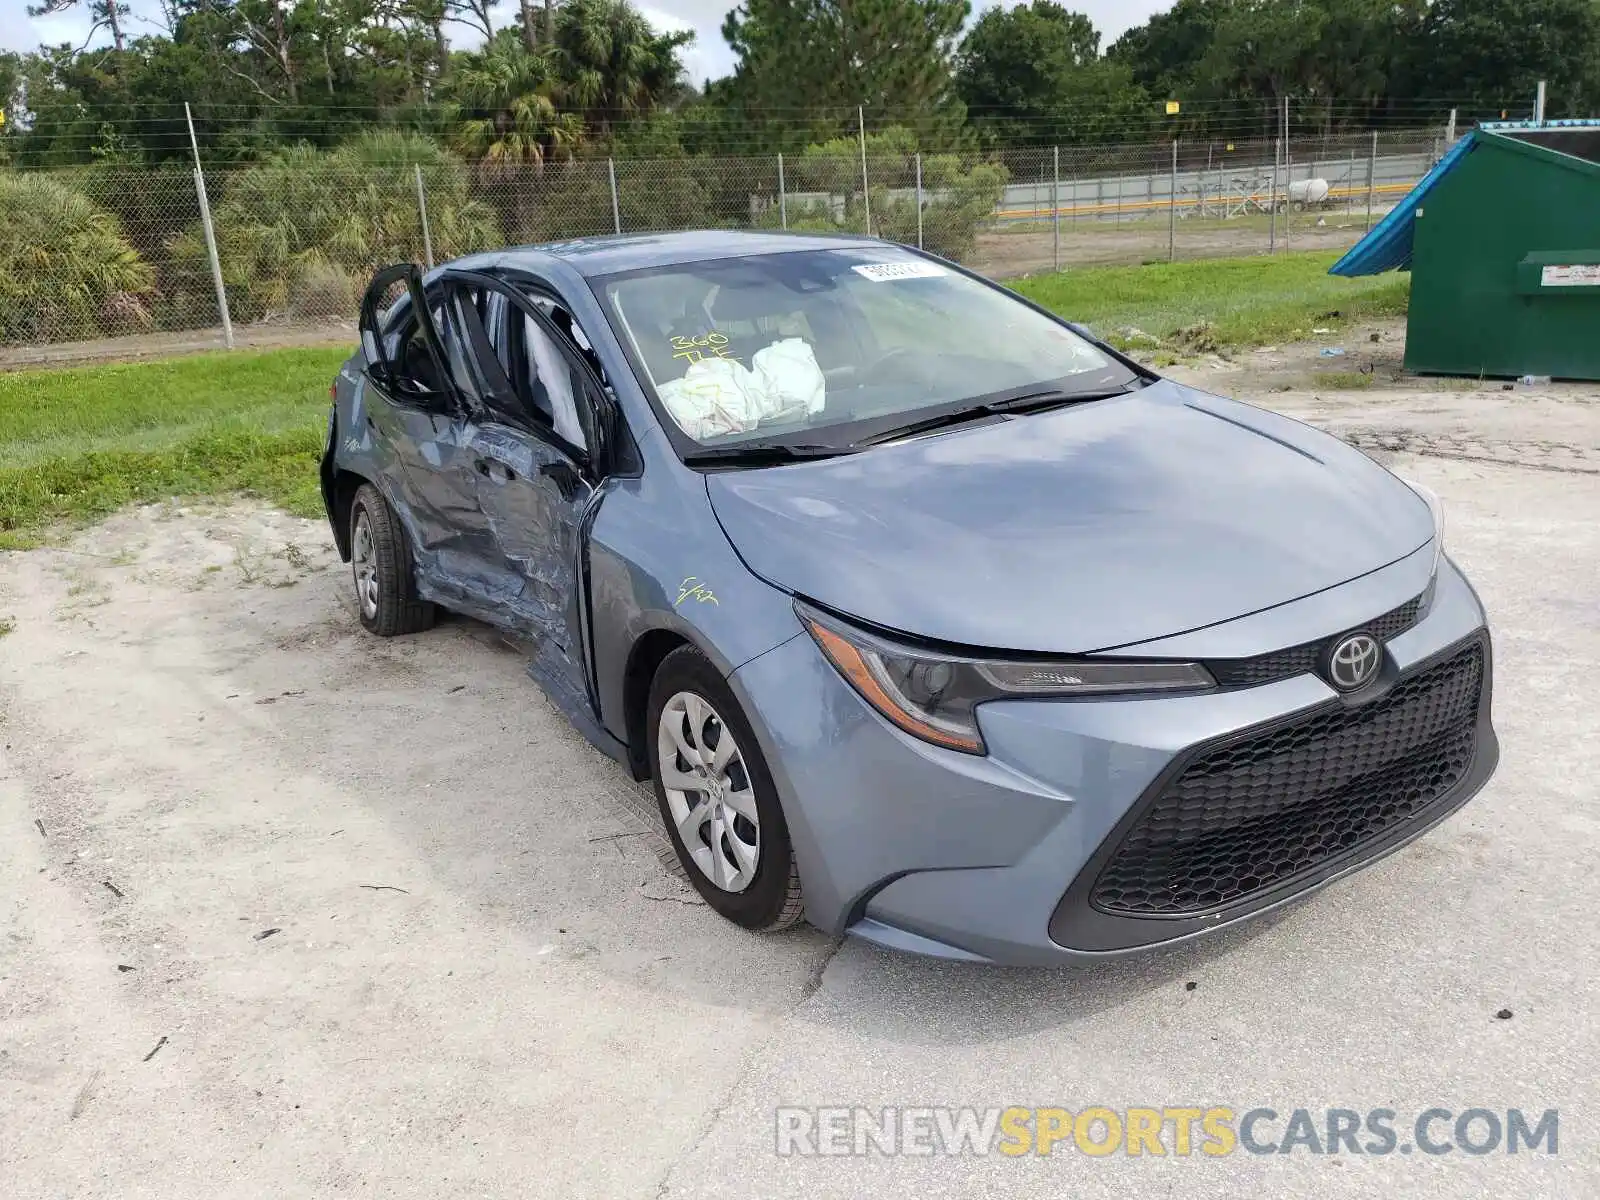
727, 555, 1497, 966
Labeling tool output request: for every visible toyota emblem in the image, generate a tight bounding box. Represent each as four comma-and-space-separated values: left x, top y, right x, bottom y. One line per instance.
1327, 633, 1381, 691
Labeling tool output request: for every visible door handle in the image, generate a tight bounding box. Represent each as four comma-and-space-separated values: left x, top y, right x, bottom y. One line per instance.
474, 458, 517, 482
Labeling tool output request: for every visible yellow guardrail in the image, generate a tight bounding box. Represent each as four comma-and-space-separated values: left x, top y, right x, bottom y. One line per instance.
995, 180, 1418, 222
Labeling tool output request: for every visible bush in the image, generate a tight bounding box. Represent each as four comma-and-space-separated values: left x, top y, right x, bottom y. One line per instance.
755, 128, 1008, 263
169, 132, 501, 323
0, 171, 156, 344
875, 156, 1009, 262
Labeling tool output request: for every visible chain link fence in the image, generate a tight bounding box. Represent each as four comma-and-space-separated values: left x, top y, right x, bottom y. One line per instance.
0, 126, 1446, 354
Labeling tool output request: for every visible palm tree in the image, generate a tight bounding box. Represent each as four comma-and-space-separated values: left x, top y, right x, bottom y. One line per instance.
553, 0, 692, 134
447, 31, 584, 174
170, 132, 499, 322
0, 170, 153, 342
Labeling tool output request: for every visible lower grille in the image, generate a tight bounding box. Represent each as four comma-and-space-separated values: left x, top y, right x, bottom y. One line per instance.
1090, 640, 1484, 916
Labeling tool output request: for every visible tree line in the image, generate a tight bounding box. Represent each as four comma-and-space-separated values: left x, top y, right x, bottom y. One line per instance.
3, 0, 1598, 170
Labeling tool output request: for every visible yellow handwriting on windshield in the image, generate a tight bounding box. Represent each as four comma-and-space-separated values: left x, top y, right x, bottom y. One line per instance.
670, 332, 741, 367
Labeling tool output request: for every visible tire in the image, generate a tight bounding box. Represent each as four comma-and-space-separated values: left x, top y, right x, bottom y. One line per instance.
647, 645, 804, 931
349, 483, 436, 637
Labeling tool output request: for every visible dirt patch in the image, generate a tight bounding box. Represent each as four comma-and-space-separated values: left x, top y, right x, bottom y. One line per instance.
0, 320, 356, 371
0, 499, 851, 1198
1158, 320, 1600, 477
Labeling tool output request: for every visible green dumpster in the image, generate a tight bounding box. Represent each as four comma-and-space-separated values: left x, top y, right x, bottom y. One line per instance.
1331, 120, 1600, 381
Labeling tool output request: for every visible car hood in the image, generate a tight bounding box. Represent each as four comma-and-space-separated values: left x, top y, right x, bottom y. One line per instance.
705, 381, 1434, 653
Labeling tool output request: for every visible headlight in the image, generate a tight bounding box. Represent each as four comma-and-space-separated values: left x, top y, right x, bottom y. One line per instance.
796, 602, 1214, 755
1400, 476, 1446, 574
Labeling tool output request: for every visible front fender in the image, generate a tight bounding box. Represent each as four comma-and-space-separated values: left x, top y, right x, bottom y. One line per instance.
587, 433, 804, 744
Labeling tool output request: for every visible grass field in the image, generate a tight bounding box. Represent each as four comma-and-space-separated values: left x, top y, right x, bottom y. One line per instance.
0, 347, 346, 548
0, 252, 1407, 547
1011, 250, 1410, 353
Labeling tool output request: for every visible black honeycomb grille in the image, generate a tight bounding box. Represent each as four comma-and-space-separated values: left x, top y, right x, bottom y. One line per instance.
1207, 596, 1424, 689
1091, 641, 1483, 916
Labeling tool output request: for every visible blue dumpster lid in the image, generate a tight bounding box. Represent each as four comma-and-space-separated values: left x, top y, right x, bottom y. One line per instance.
1331, 119, 1600, 277
1328, 133, 1477, 277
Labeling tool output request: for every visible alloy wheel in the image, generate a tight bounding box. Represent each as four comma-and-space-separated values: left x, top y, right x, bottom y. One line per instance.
656, 690, 760, 892
351, 508, 379, 620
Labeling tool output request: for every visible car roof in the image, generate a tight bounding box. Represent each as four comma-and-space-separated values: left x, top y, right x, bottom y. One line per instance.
453, 229, 886, 279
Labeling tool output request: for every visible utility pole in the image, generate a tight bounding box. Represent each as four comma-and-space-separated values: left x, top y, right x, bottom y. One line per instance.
1535, 81, 1547, 125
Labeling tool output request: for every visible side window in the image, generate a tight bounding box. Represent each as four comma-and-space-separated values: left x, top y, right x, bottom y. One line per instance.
453, 278, 591, 457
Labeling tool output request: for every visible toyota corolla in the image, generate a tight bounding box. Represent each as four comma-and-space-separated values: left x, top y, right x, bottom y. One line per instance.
321, 231, 1498, 965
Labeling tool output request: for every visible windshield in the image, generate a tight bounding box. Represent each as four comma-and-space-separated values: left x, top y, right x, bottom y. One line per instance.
595, 247, 1135, 450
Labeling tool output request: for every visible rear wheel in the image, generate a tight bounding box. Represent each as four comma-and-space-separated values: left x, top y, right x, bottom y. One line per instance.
647, 646, 804, 931
350, 483, 435, 637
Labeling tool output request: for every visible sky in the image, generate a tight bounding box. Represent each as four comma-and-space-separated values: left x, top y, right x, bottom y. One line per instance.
0, 0, 1171, 85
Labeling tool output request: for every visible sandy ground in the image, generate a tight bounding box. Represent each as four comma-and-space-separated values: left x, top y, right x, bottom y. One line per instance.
3, 359, 1599, 1198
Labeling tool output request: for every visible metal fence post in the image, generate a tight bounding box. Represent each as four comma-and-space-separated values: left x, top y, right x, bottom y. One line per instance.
184, 102, 232, 349
1366, 131, 1377, 232
414, 164, 434, 269
858, 106, 871, 236
1283, 135, 1292, 246
914, 152, 924, 250
1051, 146, 1060, 271
777, 153, 787, 230
608, 158, 621, 234
1270, 139, 1280, 253
1168, 139, 1178, 262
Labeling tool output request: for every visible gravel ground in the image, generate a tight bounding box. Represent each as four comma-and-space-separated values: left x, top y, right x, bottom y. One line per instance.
2, 363, 1597, 1198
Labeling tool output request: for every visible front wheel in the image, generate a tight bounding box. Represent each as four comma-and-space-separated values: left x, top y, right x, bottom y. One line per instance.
647, 646, 804, 931
349, 483, 435, 637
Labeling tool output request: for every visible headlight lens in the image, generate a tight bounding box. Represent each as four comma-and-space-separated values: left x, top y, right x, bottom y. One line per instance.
1400, 476, 1446, 574
796, 602, 1214, 755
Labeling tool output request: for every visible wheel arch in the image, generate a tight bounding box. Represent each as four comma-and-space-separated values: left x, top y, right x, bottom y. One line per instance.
326, 468, 371, 562
620, 628, 695, 780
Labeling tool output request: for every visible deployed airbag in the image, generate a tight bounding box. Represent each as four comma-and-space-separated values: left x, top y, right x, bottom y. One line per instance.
657, 338, 826, 440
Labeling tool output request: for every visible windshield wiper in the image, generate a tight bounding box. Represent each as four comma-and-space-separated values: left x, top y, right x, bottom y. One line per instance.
988, 384, 1139, 413
853, 384, 1137, 448
682, 440, 854, 467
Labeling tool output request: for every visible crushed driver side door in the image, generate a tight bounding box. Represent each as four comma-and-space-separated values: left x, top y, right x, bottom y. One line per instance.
354, 263, 504, 610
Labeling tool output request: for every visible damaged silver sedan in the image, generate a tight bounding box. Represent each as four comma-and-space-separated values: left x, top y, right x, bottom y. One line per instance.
322, 232, 1497, 965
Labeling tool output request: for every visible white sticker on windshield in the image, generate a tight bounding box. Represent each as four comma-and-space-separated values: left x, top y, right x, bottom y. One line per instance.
851, 262, 949, 283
